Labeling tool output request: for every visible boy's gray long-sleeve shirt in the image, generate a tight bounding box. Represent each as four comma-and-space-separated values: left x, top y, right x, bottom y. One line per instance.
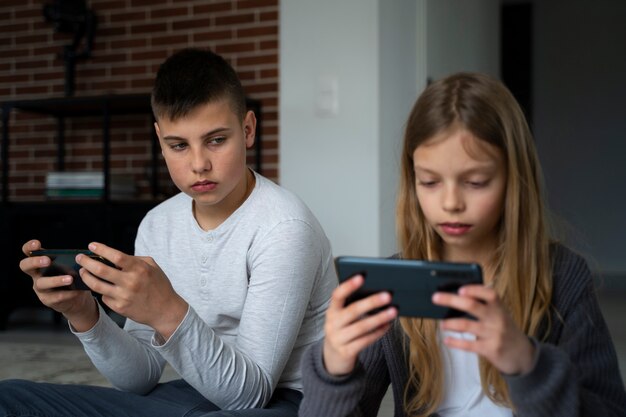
298, 245, 626, 417
73, 172, 337, 410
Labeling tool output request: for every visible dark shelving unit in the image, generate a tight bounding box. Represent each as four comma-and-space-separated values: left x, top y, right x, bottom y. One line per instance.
0, 94, 262, 329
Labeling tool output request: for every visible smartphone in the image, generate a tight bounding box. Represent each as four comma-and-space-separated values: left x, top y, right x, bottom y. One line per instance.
334, 256, 483, 319
29, 249, 115, 291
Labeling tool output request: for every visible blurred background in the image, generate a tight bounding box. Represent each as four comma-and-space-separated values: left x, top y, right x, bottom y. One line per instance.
0, 0, 624, 407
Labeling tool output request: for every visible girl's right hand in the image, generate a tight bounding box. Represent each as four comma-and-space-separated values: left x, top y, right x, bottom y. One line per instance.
322, 275, 398, 376
19, 240, 96, 323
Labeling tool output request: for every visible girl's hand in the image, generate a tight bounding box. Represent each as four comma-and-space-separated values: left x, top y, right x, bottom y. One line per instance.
322, 275, 397, 376
76, 242, 189, 340
432, 284, 535, 375
19, 240, 97, 326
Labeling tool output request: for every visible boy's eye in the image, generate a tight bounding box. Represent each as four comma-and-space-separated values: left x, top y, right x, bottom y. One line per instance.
170, 143, 188, 151
208, 137, 226, 145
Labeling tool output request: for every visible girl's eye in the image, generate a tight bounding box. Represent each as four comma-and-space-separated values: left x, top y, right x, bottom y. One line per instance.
417, 180, 438, 187
466, 180, 489, 188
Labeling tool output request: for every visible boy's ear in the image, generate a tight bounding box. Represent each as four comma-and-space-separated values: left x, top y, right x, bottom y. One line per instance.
154, 122, 162, 139
243, 110, 256, 149
154, 122, 165, 155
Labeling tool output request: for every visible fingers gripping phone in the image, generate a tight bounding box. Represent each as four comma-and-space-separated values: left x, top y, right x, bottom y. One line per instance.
30, 249, 115, 291
334, 256, 483, 319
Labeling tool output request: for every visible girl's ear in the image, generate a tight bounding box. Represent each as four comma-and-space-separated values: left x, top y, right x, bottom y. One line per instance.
243, 110, 257, 148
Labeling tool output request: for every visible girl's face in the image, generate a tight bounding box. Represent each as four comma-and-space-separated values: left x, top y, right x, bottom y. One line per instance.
413, 128, 506, 265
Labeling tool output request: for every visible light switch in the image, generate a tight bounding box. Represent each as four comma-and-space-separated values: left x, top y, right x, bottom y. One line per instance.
315, 75, 339, 117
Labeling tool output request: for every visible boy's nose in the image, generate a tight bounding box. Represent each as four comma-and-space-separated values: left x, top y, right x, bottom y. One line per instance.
191, 150, 211, 173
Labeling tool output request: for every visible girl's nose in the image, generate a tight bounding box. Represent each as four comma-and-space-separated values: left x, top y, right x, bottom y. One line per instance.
442, 184, 465, 212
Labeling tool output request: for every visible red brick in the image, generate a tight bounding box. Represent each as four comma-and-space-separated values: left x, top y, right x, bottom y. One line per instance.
15, 60, 49, 70
237, 70, 256, 81
237, 54, 277, 66
150, 34, 189, 46
237, 25, 277, 38
215, 13, 255, 26
15, 85, 49, 95
215, 42, 256, 54
33, 149, 59, 158
0, 73, 29, 83
245, 82, 277, 94
111, 65, 149, 76
131, 50, 169, 61
92, 80, 127, 91
237, 0, 278, 10
261, 153, 278, 164
93, 52, 127, 64
14, 8, 41, 19
0, 48, 29, 59
0, 23, 28, 33
110, 11, 147, 23
260, 68, 278, 78
131, 0, 168, 6
193, 29, 232, 42
32, 45, 62, 55
193, 3, 232, 14
108, 37, 148, 49
33, 72, 63, 82
259, 11, 279, 22
172, 19, 212, 31
92, 1, 126, 11
98, 26, 128, 37
259, 39, 278, 50
129, 78, 153, 89
131, 22, 167, 35
151, 6, 190, 19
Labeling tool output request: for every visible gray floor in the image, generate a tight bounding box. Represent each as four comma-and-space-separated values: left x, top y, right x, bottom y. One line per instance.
0, 290, 624, 417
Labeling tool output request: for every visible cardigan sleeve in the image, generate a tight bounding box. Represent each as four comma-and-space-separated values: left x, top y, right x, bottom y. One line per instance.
299, 336, 393, 417
505, 248, 626, 417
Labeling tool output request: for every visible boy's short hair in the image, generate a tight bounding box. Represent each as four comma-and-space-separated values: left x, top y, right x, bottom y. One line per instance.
151, 48, 247, 122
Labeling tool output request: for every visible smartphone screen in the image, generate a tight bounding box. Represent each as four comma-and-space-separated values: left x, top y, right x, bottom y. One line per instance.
30, 249, 114, 291
334, 256, 483, 319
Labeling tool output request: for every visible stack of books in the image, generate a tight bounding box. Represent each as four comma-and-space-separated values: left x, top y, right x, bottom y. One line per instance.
46, 171, 104, 199
45, 172, 137, 200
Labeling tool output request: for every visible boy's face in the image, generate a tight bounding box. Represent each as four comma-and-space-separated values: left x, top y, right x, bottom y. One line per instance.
155, 100, 255, 221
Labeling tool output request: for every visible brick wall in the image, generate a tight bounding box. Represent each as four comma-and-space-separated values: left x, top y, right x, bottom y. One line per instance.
0, 0, 279, 201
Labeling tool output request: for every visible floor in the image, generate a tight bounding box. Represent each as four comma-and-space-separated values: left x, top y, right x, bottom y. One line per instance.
0, 291, 624, 417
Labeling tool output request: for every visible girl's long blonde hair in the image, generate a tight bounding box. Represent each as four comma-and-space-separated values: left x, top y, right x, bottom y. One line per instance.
397, 73, 553, 416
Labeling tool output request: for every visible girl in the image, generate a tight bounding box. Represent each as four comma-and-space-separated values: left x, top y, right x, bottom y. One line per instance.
298, 73, 626, 417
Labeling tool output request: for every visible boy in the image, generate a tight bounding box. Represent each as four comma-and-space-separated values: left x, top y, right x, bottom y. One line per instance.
2, 48, 337, 417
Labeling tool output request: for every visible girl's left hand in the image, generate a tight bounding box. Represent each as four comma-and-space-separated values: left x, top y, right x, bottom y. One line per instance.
432, 284, 535, 375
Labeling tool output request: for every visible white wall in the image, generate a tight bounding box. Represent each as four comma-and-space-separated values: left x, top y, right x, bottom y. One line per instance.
427, 0, 500, 80
280, 0, 499, 257
280, 0, 380, 256
533, 0, 626, 275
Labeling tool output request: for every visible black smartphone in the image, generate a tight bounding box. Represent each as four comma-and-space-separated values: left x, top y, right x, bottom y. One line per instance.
334, 256, 483, 319
29, 249, 115, 291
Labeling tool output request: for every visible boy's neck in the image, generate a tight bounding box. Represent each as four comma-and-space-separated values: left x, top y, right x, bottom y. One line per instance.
193, 169, 256, 231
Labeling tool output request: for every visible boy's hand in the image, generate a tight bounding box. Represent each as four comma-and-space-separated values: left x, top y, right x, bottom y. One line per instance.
19, 240, 98, 331
77, 242, 189, 341
432, 284, 536, 375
